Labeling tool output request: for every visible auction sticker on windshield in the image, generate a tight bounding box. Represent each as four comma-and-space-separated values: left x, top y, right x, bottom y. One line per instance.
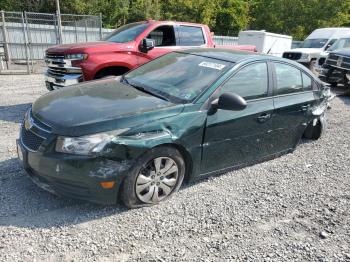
199, 61, 226, 70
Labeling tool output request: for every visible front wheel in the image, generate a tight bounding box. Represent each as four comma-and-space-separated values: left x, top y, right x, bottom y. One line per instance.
121, 146, 185, 208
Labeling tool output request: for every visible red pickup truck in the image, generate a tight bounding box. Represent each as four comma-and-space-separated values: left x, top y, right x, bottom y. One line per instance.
45, 20, 256, 90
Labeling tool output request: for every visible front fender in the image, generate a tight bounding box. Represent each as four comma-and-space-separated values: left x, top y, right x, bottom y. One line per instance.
80, 52, 138, 80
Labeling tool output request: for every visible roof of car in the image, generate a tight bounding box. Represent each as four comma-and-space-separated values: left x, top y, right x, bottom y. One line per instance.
180, 48, 269, 63
180, 48, 299, 65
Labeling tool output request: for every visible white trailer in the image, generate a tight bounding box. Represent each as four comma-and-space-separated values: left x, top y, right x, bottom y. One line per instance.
238, 30, 292, 57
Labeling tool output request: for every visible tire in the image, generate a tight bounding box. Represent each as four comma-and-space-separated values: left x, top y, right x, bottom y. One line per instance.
303, 116, 326, 140
121, 146, 185, 208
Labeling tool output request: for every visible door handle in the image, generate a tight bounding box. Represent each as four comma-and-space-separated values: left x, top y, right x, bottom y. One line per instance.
257, 113, 271, 123
301, 104, 310, 111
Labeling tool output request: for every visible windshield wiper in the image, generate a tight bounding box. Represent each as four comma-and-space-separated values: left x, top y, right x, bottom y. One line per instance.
121, 77, 170, 102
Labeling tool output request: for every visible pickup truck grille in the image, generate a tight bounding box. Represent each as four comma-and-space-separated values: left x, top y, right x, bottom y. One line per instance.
45, 53, 83, 88
282, 52, 302, 60
325, 54, 350, 70
46, 53, 65, 61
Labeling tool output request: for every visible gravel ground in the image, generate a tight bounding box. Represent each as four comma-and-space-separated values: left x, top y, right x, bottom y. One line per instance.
0, 74, 350, 261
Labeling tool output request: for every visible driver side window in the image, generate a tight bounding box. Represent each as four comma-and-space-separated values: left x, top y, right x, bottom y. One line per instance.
147, 26, 176, 47
217, 63, 269, 100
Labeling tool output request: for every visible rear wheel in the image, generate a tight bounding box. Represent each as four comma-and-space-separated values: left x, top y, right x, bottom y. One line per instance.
121, 146, 185, 208
303, 117, 325, 140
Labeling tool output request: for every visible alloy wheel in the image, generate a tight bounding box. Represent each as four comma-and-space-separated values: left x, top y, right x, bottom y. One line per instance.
135, 157, 179, 204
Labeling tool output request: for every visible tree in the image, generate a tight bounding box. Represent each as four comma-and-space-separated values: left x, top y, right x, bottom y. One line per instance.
250, 0, 350, 39
214, 0, 250, 35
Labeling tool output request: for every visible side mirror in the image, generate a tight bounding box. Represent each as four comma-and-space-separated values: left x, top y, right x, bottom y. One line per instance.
212, 93, 247, 111
139, 38, 155, 53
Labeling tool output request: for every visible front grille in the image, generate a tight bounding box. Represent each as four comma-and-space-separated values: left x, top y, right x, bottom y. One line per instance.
21, 125, 45, 151
21, 110, 51, 151
45, 53, 65, 60
283, 52, 302, 60
32, 115, 51, 132
325, 53, 350, 70
47, 67, 66, 77
328, 54, 338, 61
45, 53, 82, 78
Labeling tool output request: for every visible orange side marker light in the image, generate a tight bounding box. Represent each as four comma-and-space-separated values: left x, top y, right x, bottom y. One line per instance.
100, 181, 115, 189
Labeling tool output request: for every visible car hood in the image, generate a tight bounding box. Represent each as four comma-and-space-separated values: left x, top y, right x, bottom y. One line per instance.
331, 49, 350, 56
32, 78, 184, 136
46, 41, 135, 54
285, 48, 323, 54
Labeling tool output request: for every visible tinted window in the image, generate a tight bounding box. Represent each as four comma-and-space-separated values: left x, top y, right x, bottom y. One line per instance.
302, 72, 312, 91
218, 63, 268, 100
178, 26, 205, 46
301, 38, 328, 48
275, 63, 302, 95
147, 26, 176, 46
104, 23, 148, 43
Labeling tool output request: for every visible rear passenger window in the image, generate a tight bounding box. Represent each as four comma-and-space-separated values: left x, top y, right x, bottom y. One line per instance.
178, 26, 205, 46
218, 62, 268, 100
302, 72, 312, 91
275, 63, 302, 95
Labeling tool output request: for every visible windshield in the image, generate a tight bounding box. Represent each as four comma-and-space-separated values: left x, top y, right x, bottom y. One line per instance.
104, 22, 149, 43
123, 52, 233, 103
301, 38, 328, 48
328, 38, 350, 51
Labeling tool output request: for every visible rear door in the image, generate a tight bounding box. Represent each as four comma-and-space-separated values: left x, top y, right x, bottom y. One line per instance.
176, 25, 207, 48
271, 62, 316, 152
201, 62, 276, 173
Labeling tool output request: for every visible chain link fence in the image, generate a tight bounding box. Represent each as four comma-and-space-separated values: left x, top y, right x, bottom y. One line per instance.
0, 10, 109, 74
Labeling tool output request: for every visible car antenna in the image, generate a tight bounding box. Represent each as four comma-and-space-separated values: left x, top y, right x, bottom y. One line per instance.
267, 39, 278, 54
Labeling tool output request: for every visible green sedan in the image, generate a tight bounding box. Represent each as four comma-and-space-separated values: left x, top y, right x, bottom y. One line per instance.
17, 49, 331, 208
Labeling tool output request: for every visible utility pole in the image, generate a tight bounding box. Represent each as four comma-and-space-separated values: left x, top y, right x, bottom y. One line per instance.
56, 0, 63, 44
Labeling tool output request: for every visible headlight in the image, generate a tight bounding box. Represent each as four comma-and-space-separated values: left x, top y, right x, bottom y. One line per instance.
65, 53, 88, 60
301, 53, 310, 60
55, 129, 127, 156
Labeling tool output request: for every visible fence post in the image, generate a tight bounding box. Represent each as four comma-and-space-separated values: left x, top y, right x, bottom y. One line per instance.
84, 20, 88, 42
24, 11, 34, 73
21, 12, 30, 74
1, 10, 11, 69
56, 11, 63, 44
99, 13, 102, 40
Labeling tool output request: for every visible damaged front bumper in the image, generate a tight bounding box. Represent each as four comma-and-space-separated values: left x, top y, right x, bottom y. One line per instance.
17, 139, 132, 205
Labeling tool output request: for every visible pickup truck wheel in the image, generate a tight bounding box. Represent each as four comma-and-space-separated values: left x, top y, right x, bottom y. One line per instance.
121, 146, 185, 209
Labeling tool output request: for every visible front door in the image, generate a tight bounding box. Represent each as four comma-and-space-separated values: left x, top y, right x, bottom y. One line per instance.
137, 25, 179, 65
201, 62, 275, 173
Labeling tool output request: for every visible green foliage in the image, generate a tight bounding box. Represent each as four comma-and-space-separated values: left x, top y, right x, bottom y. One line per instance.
1, 0, 350, 39
250, 0, 350, 40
